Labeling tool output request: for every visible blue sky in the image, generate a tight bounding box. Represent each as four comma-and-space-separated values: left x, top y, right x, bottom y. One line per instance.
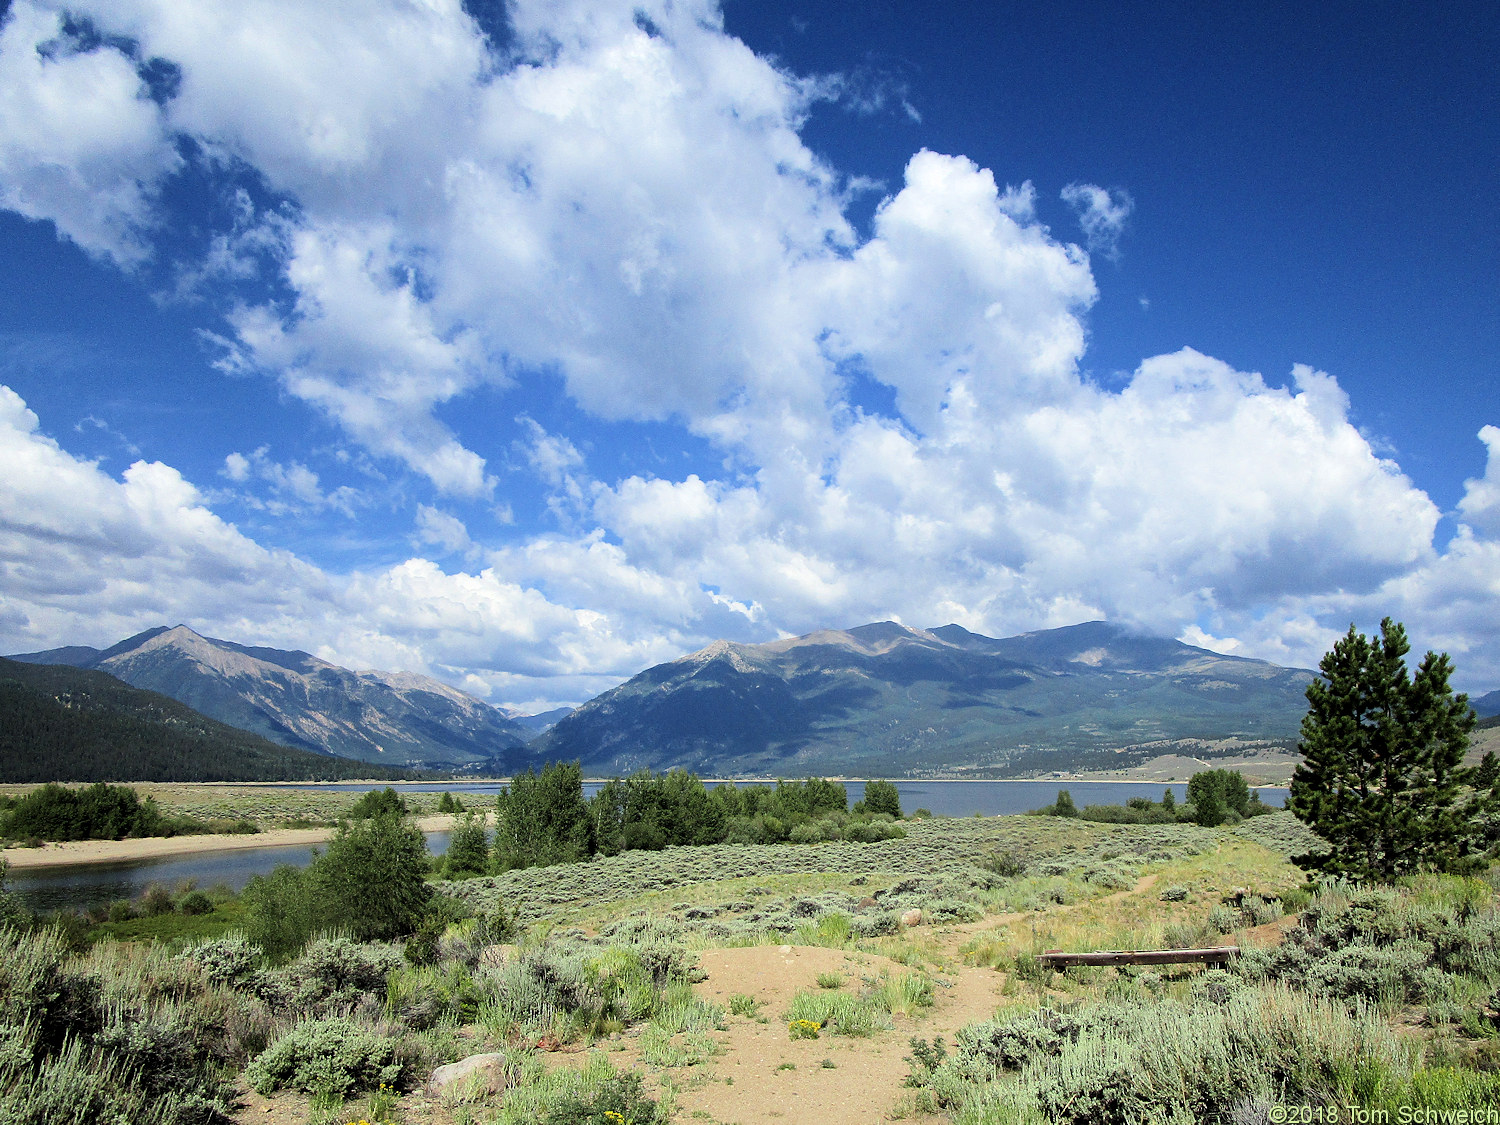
0, 0, 1496, 710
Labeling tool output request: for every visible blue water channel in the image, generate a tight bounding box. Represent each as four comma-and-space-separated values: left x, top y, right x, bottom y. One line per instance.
6, 780, 1286, 915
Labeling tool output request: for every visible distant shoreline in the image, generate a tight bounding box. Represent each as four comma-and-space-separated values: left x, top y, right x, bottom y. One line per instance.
2, 814, 460, 870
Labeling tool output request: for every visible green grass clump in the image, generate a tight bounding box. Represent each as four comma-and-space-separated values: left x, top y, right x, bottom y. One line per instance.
491, 1049, 667, 1125
786, 969, 933, 1037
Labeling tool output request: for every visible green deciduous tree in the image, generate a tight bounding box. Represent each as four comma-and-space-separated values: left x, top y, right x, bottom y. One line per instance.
245, 812, 433, 957
493, 761, 593, 870
441, 811, 490, 877
1289, 618, 1487, 880
309, 813, 433, 941
856, 779, 903, 818
348, 787, 408, 820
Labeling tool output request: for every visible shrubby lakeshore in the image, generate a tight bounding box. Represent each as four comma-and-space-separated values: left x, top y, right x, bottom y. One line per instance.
1, 778, 1498, 1122
1, 620, 1499, 1124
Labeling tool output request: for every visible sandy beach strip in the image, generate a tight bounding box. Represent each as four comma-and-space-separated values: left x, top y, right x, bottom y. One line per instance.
1, 814, 460, 869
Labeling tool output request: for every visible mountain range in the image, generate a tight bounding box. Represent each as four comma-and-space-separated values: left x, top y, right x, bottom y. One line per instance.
22, 617, 1490, 781
0, 657, 424, 783
10, 626, 533, 772
533, 620, 1318, 776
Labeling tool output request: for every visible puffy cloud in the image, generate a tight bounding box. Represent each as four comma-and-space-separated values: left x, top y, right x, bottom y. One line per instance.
0, 2, 179, 263
220, 446, 359, 516
0, 0, 1496, 704
1061, 182, 1134, 260
1458, 425, 1500, 538
821, 151, 1097, 433
413, 505, 474, 556
228, 222, 492, 496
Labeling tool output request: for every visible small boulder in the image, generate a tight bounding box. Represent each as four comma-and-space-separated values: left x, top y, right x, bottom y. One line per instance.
427, 1053, 509, 1102
856, 897, 879, 911
900, 908, 922, 927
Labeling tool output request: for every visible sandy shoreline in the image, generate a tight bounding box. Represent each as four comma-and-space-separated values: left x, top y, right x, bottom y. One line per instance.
1, 814, 460, 870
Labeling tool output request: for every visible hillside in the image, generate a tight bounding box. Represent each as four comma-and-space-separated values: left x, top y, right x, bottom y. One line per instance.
11, 626, 533, 772
534, 620, 1315, 776
0, 658, 426, 783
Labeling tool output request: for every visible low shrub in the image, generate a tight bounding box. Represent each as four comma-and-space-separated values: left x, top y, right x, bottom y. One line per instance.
0, 925, 240, 1124
263, 935, 404, 1016
386, 961, 482, 1030
178, 890, 214, 916
245, 1016, 410, 1098
925, 985, 1406, 1123
179, 933, 260, 989
980, 849, 1027, 878
140, 883, 176, 917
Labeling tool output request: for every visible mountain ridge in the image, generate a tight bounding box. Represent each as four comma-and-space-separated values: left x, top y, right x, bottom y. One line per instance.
0, 657, 427, 783
535, 619, 1318, 777
10, 626, 532, 772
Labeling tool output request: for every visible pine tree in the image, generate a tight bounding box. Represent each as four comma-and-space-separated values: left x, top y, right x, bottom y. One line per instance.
1289, 618, 1485, 880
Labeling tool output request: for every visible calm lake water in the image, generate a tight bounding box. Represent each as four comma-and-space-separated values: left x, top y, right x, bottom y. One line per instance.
7, 779, 1286, 914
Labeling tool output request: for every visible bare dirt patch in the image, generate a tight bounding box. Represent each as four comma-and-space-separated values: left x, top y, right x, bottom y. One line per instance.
651, 941, 1008, 1125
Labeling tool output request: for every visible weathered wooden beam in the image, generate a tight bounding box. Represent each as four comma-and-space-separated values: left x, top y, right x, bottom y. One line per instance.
1037, 946, 1239, 969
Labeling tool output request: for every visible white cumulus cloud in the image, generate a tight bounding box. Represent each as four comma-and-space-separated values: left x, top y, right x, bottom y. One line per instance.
0, 0, 1495, 701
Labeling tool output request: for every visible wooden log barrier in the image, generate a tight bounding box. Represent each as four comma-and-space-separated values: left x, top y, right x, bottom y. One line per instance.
1038, 946, 1239, 970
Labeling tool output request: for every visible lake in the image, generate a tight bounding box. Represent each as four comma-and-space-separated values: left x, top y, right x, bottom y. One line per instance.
6, 779, 1286, 914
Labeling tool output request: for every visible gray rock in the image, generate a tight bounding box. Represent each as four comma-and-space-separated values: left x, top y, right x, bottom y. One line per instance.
427, 1053, 510, 1101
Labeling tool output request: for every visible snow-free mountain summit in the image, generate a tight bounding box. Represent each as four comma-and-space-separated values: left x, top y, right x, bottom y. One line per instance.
534, 620, 1316, 777
10, 626, 532, 771
11, 619, 1320, 778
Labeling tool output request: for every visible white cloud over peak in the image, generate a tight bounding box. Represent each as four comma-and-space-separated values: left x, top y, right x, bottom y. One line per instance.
0, 382, 665, 701
0, 384, 323, 639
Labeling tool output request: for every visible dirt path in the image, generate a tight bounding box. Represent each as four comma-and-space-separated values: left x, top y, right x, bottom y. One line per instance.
650, 872, 1187, 1124
660, 943, 1008, 1125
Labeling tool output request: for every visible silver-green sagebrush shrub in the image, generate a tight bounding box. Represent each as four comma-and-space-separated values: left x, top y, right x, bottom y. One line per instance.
925, 986, 1404, 1124
265, 935, 404, 1016
0, 926, 241, 1125
245, 1016, 410, 1098
178, 932, 260, 989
